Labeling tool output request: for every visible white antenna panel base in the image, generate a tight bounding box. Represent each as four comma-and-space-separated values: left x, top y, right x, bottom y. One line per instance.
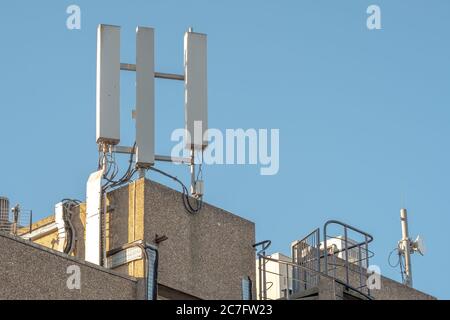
135, 27, 155, 167
184, 31, 208, 150
96, 24, 121, 145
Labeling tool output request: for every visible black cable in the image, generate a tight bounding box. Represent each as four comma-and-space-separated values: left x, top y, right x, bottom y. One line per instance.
103, 143, 137, 191
148, 167, 203, 215
61, 199, 82, 204
388, 247, 401, 268
61, 199, 80, 255
388, 246, 409, 284
399, 253, 405, 283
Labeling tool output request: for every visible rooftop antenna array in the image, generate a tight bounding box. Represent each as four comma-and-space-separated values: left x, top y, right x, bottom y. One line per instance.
390, 208, 426, 288
86, 24, 208, 266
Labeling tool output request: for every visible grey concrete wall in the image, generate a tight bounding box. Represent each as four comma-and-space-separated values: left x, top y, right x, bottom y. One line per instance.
106, 178, 256, 300
318, 256, 435, 300
372, 276, 435, 300
0, 233, 137, 300
142, 180, 256, 300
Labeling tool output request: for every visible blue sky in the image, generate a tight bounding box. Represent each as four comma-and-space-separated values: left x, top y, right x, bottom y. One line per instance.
0, 0, 449, 299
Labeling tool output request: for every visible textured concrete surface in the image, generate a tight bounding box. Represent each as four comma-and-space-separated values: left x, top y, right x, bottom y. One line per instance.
107, 178, 256, 300
143, 179, 256, 300
372, 276, 435, 300
2, 175, 433, 300
0, 233, 137, 300
297, 256, 437, 300
325, 257, 436, 300
1, 178, 255, 300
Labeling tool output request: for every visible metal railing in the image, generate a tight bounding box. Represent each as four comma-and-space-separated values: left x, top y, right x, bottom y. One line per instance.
323, 220, 374, 296
254, 240, 271, 300
254, 240, 373, 300
292, 228, 321, 293
255, 220, 375, 300
0, 208, 33, 236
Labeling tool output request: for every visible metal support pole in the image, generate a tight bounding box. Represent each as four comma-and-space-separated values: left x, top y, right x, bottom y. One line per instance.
365, 235, 370, 295
262, 253, 267, 300
400, 208, 413, 287
29, 210, 33, 234
101, 144, 109, 172
190, 149, 195, 196
344, 227, 349, 285
358, 245, 363, 291
100, 143, 110, 268
138, 168, 146, 179
12, 205, 20, 236
286, 263, 290, 300
258, 257, 263, 300
324, 236, 328, 276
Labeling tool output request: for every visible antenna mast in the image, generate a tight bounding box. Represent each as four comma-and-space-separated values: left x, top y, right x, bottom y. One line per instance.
85, 24, 208, 267
399, 208, 413, 287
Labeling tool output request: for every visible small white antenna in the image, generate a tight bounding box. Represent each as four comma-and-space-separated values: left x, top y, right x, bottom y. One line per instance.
397, 208, 425, 288
412, 235, 426, 256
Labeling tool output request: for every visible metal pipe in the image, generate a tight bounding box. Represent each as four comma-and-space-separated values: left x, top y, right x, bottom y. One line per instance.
323, 220, 374, 254
400, 208, 413, 287
112, 146, 191, 164
120, 63, 184, 81
29, 210, 33, 234
262, 253, 267, 300
365, 235, 370, 295
285, 263, 290, 300
138, 168, 146, 179
100, 145, 110, 267
155, 155, 192, 165
253, 241, 271, 300
344, 227, 349, 285
155, 72, 185, 81
324, 235, 328, 276
317, 229, 321, 273
190, 149, 195, 195
258, 256, 262, 300
358, 244, 363, 292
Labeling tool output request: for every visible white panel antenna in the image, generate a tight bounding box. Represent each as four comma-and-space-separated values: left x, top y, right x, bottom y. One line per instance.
184, 30, 208, 150
135, 27, 156, 167
96, 25, 121, 145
